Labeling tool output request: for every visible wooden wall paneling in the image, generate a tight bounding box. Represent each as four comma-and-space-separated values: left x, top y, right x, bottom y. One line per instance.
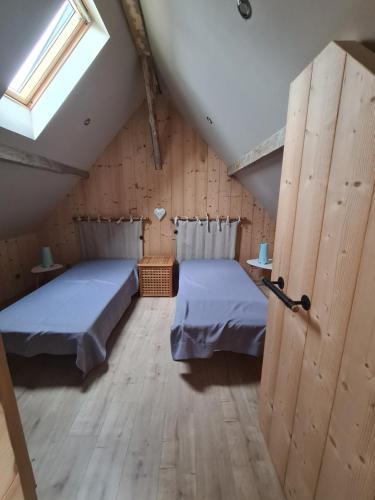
0, 241, 13, 304
229, 177, 243, 218
250, 199, 265, 281
13, 98, 275, 295
206, 149, 220, 216
170, 103, 184, 257
263, 213, 275, 257
267, 43, 347, 482
132, 109, 151, 255
182, 120, 196, 218
120, 123, 137, 218
284, 49, 375, 500
15, 234, 39, 293
195, 136, 208, 217
158, 102, 173, 255
238, 189, 254, 271
315, 181, 375, 500
108, 135, 123, 218
218, 158, 231, 215
147, 108, 161, 255
0, 234, 39, 306
258, 63, 312, 439
170, 104, 184, 217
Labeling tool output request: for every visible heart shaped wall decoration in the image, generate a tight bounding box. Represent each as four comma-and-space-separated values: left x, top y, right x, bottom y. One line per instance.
154, 207, 166, 221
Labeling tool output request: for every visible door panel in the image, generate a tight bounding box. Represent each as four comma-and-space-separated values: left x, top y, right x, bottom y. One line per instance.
0, 403, 21, 499
267, 42, 347, 481
259, 63, 312, 440
0, 337, 36, 500
260, 42, 375, 500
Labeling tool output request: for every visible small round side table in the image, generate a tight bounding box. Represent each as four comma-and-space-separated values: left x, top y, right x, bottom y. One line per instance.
247, 259, 272, 297
31, 264, 64, 288
246, 258, 273, 271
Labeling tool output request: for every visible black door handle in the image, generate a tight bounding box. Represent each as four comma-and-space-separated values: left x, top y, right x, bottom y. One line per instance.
262, 277, 311, 312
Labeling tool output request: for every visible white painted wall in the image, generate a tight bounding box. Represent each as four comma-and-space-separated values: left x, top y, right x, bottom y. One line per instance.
140, 0, 375, 213
234, 153, 283, 218
0, 0, 144, 238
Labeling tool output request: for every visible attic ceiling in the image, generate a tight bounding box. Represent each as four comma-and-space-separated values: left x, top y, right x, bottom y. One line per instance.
140, 0, 375, 167
0, 0, 144, 238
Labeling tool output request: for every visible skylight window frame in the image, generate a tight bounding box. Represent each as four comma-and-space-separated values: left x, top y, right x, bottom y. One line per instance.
5, 0, 91, 109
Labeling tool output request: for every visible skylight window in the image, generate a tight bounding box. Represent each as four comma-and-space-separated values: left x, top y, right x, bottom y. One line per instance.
6, 0, 90, 108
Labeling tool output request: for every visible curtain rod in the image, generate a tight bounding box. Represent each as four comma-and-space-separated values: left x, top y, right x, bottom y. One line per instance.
170, 216, 244, 223
73, 216, 149, 223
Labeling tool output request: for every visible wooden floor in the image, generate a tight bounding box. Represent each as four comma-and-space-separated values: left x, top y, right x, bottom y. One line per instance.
8, 298, 284, 500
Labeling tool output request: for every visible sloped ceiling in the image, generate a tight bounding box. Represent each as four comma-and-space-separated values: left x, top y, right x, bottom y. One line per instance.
140, 0, 375, 211
0, 0, 145, 238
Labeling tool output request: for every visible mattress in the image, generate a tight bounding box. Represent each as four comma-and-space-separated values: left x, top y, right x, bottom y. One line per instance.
0, 259, 138, 374
171, 259, 267, 360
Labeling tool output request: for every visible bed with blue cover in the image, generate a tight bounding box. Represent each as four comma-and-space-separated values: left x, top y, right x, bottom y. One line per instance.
0, 259, 138, 374
171, 259, 267, 360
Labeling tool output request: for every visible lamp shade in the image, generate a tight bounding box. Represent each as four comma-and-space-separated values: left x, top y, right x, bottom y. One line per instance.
41, 246, 54, 267
258, 242, 269, 265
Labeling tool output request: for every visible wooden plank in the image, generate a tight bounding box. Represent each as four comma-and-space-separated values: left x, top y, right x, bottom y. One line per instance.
228, 127, 286, 176
120, 0, 151, 56
0, 337, 36, 500
258, 63, 312, 440
206, 149, 220, 216
267, 42, 347, 482
0, 144, 88, 179
284, 48, 375, 500
315, 175, 375, 500
218, 158, 232, 215
195, 136, 208, 216
183, 121, 196, 218
141, 56, 162, 169
0, 402, 19, 499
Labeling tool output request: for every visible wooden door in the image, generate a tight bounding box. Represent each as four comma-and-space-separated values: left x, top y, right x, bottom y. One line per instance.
0, 337, 37, 500
259, 41, 375, 500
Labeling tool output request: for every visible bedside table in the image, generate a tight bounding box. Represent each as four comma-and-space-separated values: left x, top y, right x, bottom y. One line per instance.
31, 263, 64, 288
246, 259, 272, 298
138, 256, 174, 297
246, 258, 273, 271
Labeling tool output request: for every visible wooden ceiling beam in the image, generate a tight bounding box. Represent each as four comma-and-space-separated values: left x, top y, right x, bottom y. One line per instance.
228, 127, 285, 176
0, 144, 89, 179
121, 0, 162, 169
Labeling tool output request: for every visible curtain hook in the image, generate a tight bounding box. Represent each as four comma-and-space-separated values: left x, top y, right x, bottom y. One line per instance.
226, 215, 230, 225
130, 216, 134, 223
97, 215, 101, 223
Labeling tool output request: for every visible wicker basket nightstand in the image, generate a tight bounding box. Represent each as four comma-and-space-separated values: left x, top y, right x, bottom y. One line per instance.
138, 256, 174, 297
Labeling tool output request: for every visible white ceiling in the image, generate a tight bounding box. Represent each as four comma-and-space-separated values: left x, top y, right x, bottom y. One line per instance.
0, 0, 145, 238
140, 0, 375, 166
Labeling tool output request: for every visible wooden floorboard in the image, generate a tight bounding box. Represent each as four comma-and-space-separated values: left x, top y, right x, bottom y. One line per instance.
7, 298, 284, 500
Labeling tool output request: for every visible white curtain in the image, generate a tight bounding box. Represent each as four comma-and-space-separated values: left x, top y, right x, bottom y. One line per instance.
176, 220, 239, 262
77, 221, 143, 260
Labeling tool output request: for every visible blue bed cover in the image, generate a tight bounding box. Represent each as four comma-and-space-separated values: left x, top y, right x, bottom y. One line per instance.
171, 259, 267, 360
0, 259, 138, 374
